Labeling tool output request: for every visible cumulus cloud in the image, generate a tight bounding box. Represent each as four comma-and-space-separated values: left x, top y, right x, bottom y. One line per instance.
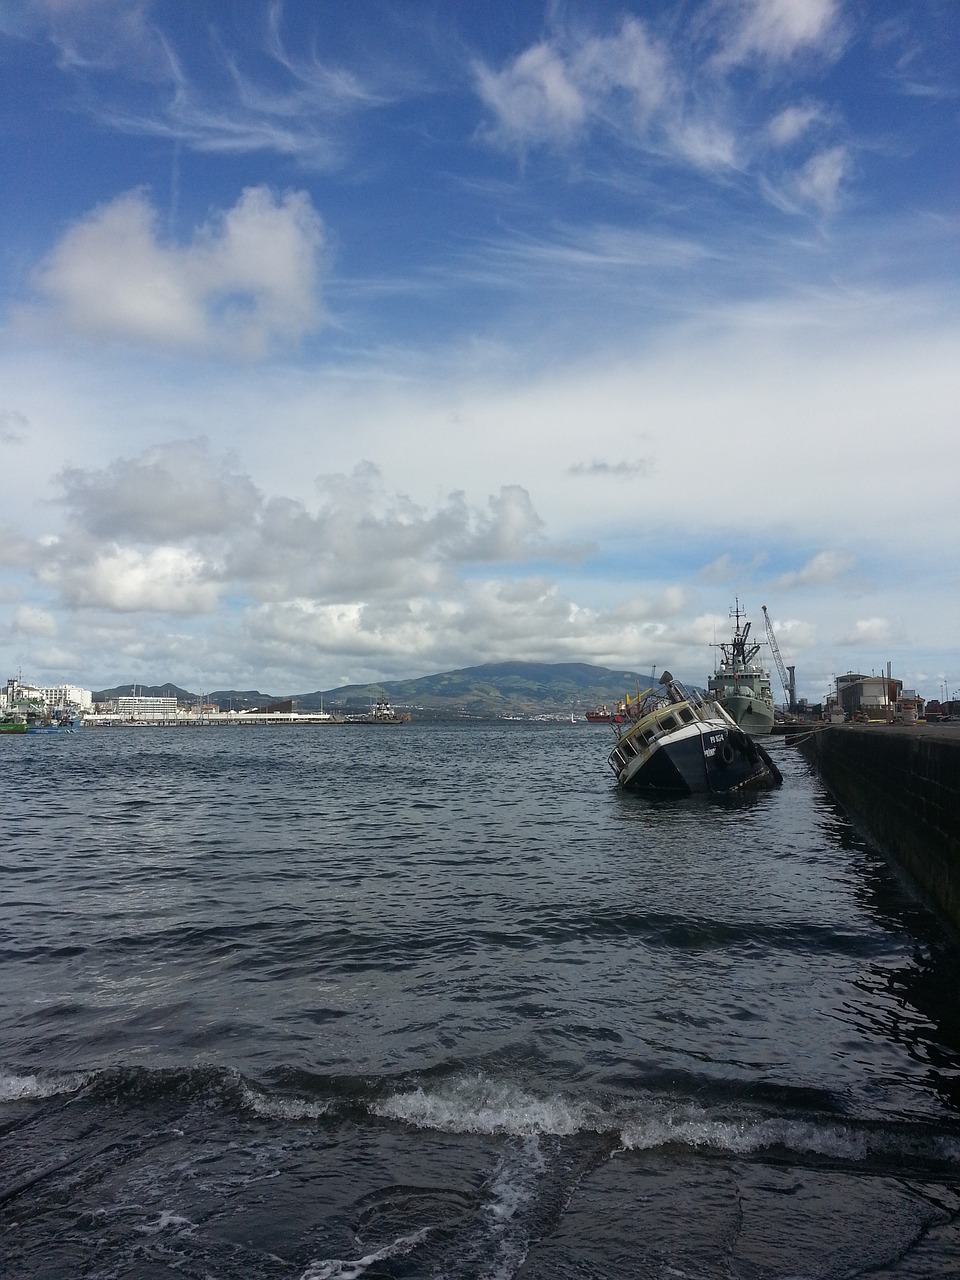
227, 466, 547, 602
56, 439, 261, 541
41, 545, 220, 614
26, 186, 324, 356
241, 576, 694, 677
31, 445, 551, 619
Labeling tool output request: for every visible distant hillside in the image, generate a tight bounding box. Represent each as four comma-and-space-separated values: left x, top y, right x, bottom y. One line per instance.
95, 662, 652, 719
93, 682, 198, 702
301, 661, 649, 717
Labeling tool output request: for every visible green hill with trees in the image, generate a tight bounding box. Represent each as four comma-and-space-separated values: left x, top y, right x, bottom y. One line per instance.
96, 662, 653, 719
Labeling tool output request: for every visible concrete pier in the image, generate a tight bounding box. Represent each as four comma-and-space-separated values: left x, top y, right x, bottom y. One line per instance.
796, 724, 960, 930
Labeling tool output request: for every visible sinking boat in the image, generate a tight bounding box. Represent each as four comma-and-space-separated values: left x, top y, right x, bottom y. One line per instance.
708, 600, 775, 736
606, 672, 782, 795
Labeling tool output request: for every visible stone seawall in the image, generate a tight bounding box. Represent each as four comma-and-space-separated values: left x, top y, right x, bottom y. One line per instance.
797, 724, 960, 930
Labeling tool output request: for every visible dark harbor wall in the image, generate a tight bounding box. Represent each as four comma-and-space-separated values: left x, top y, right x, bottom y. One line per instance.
797, 725, 960, 930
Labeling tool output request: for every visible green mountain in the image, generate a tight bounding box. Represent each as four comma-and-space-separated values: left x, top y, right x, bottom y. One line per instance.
299, 661, 649, 717
93, 682, 197, 702
96, 662, 652, 719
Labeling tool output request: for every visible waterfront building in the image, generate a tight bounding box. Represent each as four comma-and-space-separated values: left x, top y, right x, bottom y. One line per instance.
116, 695, 178, 721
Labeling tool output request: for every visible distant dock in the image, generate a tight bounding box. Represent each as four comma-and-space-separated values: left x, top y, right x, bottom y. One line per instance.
84, 712, 350, 727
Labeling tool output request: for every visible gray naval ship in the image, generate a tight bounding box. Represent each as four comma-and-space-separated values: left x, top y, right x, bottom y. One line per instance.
708, 600, 775, 736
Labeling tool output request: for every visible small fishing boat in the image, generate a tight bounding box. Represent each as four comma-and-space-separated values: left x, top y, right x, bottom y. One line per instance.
607, 672, 782, 795
0, 715, 28, 734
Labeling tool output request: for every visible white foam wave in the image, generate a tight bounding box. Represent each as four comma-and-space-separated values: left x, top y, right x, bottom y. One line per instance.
239, 1082, 330, 1121
299, 1227, 429, 1280
479, 1135, 545, 1278
371, 1075, 595, 1137
621, 1104, 868, 1160
135, 1209, 196, 1237
372, 1075, 883, 1164
0, 1069, 88, 1103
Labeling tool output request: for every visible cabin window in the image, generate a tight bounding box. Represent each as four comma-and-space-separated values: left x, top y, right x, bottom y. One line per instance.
660, 714, 677, 731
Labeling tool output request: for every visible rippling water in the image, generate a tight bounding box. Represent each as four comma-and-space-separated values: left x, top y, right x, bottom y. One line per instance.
2, 723, 960, 1278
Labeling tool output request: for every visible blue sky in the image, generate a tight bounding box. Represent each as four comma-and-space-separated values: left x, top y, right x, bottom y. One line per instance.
0, 0, 957, 701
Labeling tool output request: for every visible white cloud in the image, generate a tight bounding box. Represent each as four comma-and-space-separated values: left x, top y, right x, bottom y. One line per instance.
42, 544, 220, 614
26, 186, 324, 356
837, 616, 892, 647
669, 118, 738, 171
472, 12, 849, 181
0, 0, 169, 77
3, 0, 380, 166
768, 102, 824, 146
773, 550, 855, 590
239, 577, 698, 679
767, 616, 817, 651
56, 439, 261, 541
24, 446, 553, 624
574, 18, 672, 128
474, 18, 674, 152
721, 0, 841, 64
793, 144, 849, 211
12, 604, 57, 636
474, 43, 586, 146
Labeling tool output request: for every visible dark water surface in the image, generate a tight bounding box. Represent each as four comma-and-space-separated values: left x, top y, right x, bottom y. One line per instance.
2, 723, 960, 1278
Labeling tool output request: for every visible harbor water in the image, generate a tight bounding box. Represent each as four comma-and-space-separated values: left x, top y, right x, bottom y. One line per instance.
2, 723, 960, 1278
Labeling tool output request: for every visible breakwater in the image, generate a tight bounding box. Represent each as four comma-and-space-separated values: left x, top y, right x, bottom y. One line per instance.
797, 724, 960, 930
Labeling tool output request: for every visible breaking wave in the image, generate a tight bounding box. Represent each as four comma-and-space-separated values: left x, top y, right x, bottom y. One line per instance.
0, 1070, 89, 1103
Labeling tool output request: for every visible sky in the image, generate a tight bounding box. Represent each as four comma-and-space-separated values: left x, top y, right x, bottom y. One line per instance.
0, 0, 957, 703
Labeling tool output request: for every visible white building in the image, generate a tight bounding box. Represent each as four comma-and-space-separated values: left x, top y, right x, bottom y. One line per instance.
42, 684, 93, 713
3, 676, 92, 717
116, 695, 178, 721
